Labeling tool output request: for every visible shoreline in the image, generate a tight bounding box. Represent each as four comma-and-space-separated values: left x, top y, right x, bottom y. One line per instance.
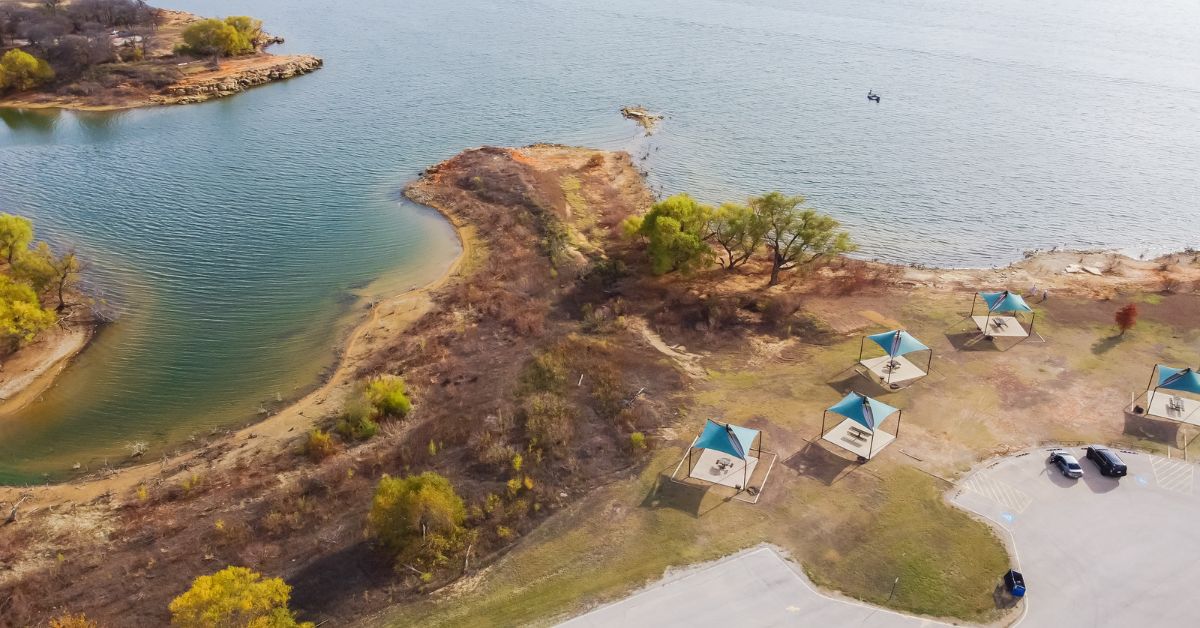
0, 158, 1195, 492
1, 164, 1194, 492
0, 200, 473, 504
0, 316, 98, 419
0, 8, 322, 113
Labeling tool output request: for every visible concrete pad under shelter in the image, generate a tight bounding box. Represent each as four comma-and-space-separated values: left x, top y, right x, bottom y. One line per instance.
972, 315, 1029, 338
822, 418, 895, 459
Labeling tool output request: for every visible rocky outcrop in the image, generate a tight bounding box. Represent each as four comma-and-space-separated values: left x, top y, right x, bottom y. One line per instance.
154, 55, 323, 105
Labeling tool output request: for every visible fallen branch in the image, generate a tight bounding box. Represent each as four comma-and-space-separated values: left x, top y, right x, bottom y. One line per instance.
5, 495, 30, 525
400, 563, 424, 577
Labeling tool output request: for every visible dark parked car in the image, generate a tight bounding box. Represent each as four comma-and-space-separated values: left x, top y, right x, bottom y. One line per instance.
1086, 445, 1128, 477
1048, 450, 1084, 478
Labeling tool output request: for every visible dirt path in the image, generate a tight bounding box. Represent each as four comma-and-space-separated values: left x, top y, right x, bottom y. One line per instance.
629, 317, 707, 379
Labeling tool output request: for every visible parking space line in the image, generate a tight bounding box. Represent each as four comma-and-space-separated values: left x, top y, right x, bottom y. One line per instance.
1149, 456, 1194, 494
962, 474, 1033, 514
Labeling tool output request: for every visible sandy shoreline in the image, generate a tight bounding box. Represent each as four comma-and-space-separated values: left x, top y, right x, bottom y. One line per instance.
0, 202, 474, 506
0, 321, 96, 418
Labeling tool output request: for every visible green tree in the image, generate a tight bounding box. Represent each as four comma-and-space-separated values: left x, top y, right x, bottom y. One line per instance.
753, 191, 855, 286
178, 18, 253, 59
13, 241, 54, 293
0, 49, 54, 93
365, 374, 412, 418
168, 566, 312, 628
19, 243, 81, 311
368, 472, 468, 571
0, 275, 56, 345
709, 201, 766, 271
0, 214, 33, 264
635, 194, 713, 274
224, 16, 265, 48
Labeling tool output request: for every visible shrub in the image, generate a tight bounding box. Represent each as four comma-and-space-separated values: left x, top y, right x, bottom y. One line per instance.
336, 394, 379, 441
177, 18, 254, 58
303, 429, 338, 462
522, 392, 575, 447
0, 274, 57, 344
368, 472, 468, 570
630, 432, 647, 450
224, 16, 264, 47
365, 374, 412, 418
168, 566, 312, 628
521, 351, 568, 394
470, 433, 518, 470
335, 415, 377, 441
0, 50, 54, 93
179, 472, 206, 495
1115, 303, 1138, 335
634, 194, 714, 274
48, 613, 98, 628
588, 364, 625, 419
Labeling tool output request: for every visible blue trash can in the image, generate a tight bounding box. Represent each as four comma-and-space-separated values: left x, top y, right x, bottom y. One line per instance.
1004, 569, 1026, 598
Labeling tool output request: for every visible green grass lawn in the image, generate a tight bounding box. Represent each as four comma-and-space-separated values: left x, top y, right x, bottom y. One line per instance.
374, 450, 1009, 627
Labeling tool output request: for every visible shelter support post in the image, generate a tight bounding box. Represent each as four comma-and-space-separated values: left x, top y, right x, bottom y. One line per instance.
1144, 366, 1160, 415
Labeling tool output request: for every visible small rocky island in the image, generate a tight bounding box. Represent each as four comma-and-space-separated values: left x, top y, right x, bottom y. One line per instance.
0, 1, 321, 110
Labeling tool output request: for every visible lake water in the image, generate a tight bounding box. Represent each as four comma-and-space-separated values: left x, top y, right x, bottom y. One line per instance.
2, 0, 1198, 481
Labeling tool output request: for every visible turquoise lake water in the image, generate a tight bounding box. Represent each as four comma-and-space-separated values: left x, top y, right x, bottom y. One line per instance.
1, 0, 1198, 481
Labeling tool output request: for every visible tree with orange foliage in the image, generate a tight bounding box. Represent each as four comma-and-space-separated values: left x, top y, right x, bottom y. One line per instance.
1115, 303, 1138, 336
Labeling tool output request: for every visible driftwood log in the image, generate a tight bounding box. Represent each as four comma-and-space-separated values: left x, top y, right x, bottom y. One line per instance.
4, 495, 30, 524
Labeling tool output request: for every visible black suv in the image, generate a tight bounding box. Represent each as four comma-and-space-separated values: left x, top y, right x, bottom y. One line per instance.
1085, 445, 1128, 477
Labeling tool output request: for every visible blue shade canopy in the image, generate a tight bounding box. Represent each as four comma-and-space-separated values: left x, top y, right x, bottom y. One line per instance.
827, 392, 899, 432
1157, 365, 1200, 395
980, 291, 1032, 313
868, 330, 929, 358
694, 419, 759, 460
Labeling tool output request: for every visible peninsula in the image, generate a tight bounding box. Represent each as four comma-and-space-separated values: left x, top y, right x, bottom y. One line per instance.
0, 145, 1196, 627
0, 214, 93, 417
0, 1, 321, 111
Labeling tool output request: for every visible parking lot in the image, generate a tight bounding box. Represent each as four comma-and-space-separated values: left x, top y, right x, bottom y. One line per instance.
560, 546, 944, 627
952, 447, 1200, 627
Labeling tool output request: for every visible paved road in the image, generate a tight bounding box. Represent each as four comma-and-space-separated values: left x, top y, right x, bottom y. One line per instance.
953, 447, 1200, 627
560, 546, 945, 627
